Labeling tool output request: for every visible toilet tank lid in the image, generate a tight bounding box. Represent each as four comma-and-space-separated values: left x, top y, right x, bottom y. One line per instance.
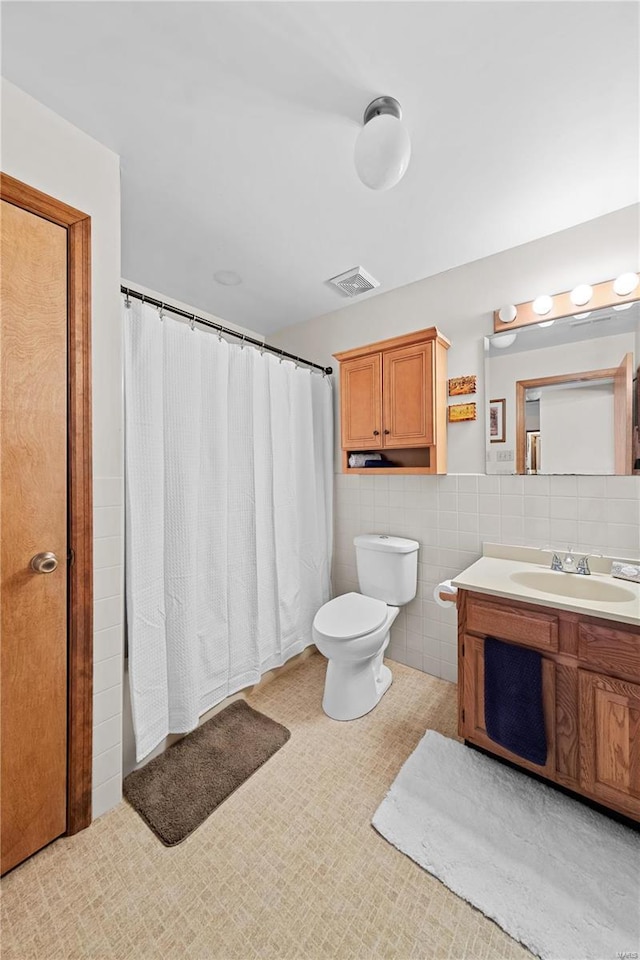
354, 534, 419, 554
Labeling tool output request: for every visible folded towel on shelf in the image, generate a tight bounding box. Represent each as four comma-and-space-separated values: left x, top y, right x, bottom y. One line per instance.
349, 452, 381, 468
483, 636, 547, 766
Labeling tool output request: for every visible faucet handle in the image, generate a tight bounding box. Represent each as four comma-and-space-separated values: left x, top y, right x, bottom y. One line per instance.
575, 552, 603, 576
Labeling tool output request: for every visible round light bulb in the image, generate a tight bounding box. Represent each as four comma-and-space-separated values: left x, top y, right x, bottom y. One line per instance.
492, 333, 517, 349
613, 272, 639, 297
355, 114, 411, 191
498, 304, 517, 324
570, 284, 593, 306
573, 312, 591, 320
532, 295, 553, 316
538, 320, 555, 328
613, 303, 633, 311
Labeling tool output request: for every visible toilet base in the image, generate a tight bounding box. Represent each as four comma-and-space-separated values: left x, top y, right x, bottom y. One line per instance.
322, 648, 393, 721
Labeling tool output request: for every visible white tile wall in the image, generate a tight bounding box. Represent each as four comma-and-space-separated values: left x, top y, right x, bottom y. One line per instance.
333, 473, 640, 684
92, 477, 124, 818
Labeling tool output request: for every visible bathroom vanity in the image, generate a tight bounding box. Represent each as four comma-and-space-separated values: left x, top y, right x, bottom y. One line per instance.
454, 548, 640, 822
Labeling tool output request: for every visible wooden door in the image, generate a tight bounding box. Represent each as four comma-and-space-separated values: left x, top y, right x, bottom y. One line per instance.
613, 352, 633, 474
382, 342, 433, 447
339, 353, 382, 449
1, 199, 69, 873
460, 634, 557, 778
579, 670, 640, 818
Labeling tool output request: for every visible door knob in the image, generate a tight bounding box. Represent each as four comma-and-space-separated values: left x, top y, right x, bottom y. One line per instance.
30, 552, 59, 574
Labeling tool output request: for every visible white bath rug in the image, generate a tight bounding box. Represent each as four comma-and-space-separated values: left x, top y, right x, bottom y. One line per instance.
372, 730, 640, 960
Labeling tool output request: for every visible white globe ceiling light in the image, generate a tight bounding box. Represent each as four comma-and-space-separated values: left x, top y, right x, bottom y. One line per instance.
613, 272, 639, 297
354, 97, 411, 191
538, 320, 555, 328
492, 332, 518, 348
613, 303, 633, 311
532, 295, 553, 316
498, 304, 517, 324
570, 284, 593, 306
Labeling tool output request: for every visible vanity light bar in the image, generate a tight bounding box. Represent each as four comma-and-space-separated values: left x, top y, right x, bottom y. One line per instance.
493, 274, 639, 334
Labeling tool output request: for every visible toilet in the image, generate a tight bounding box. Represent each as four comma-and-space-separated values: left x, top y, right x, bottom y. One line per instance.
313, 534, 419, 721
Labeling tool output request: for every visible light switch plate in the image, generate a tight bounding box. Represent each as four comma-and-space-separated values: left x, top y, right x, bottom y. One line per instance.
611, 561, 640, 583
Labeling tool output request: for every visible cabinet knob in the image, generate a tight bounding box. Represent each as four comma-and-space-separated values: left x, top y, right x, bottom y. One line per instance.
384, 429, 390, 435
373, 430, 379, 436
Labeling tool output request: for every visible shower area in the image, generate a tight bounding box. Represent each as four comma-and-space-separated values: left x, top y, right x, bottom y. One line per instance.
122, 291, 334, 765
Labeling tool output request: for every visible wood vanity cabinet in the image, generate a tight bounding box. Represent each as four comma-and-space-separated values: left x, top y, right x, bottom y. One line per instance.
334, 327, 450, 474
457, 589, 640, 822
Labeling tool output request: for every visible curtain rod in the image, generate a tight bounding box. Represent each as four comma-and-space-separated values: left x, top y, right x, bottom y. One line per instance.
121, 286, 333, 375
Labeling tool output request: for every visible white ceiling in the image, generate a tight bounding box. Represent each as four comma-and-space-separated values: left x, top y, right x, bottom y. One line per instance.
2, 2, 638, 335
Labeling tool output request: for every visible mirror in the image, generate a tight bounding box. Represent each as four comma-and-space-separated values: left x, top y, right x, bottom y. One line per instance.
485, 301, 639, 475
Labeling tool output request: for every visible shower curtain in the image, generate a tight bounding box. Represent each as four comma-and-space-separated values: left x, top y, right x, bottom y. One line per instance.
124, 299, 333, 761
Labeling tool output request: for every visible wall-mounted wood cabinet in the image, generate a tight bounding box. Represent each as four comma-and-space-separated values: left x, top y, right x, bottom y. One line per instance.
458, 589, 640, 823
334, 327, 450, 474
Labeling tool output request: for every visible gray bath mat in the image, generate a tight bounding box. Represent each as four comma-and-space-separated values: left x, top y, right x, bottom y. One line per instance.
124, 700, 290, 845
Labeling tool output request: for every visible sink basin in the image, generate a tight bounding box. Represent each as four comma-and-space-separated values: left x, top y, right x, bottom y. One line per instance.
509, 570, 636, 603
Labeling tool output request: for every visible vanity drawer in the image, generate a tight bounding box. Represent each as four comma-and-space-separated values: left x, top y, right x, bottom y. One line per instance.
466, 596, 559, 652
578, 622, 640, 681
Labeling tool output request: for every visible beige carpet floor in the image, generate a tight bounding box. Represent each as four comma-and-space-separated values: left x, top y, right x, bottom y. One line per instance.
1, 653, 530, 960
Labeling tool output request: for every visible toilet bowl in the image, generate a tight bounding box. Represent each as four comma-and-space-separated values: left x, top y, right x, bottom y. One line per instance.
313, 535, 419, 721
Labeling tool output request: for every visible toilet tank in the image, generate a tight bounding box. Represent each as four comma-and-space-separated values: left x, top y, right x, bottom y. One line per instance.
354, 535, 419, 605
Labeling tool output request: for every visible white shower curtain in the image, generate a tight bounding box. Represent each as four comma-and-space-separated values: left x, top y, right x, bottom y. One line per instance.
124, 299, 333, 761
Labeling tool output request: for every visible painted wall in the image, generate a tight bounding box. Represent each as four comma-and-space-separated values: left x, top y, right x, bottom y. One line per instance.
2, 79, 123, 818
540, 385, 615, 475
271, 206, 640, 682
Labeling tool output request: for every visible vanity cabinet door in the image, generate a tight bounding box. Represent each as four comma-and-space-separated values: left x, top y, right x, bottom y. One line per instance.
460, 634, 557, 779
382, 342, 434, 447
339, 353, 383, 450
579, 670, 640, 818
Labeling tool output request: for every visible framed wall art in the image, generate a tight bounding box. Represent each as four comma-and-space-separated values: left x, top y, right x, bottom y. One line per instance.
489, 398, 506, 443
448, 402, 477, 423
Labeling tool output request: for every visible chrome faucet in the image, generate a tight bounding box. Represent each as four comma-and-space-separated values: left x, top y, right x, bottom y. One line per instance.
549, 547, 599, 575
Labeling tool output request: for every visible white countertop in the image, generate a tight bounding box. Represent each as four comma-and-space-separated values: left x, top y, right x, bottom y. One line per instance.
452, 546, 640, 628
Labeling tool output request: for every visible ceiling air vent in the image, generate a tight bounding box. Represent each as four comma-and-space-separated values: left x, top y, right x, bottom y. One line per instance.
328, 266, 380, 298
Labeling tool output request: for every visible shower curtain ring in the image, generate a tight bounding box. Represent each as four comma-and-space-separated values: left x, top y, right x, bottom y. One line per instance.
158, 305, 164, 321
217, 325, 223, 342
190, 314, 196, 332
241, 333, 246, 350
124, 290, 131, 309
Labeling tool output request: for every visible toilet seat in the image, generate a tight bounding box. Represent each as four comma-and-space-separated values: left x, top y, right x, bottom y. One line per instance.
313, 592, 387, 641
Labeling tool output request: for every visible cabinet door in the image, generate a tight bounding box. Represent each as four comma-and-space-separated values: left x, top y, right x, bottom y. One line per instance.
460, 635, 557, 778
579, 670, 640, 818
382, 342, 433, 447
339, 353, 382, 449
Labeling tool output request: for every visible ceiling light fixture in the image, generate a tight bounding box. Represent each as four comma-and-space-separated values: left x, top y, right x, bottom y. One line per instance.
574, 312, 591, 320
613, 302, 634, 311
538, 320, 555, 328
613, 272, 639, 297
354, 97, 411, 191
492, 333, 518, 348
532, 295, 553, 316
498, 304, 517, 324
570, 284, 593, 306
